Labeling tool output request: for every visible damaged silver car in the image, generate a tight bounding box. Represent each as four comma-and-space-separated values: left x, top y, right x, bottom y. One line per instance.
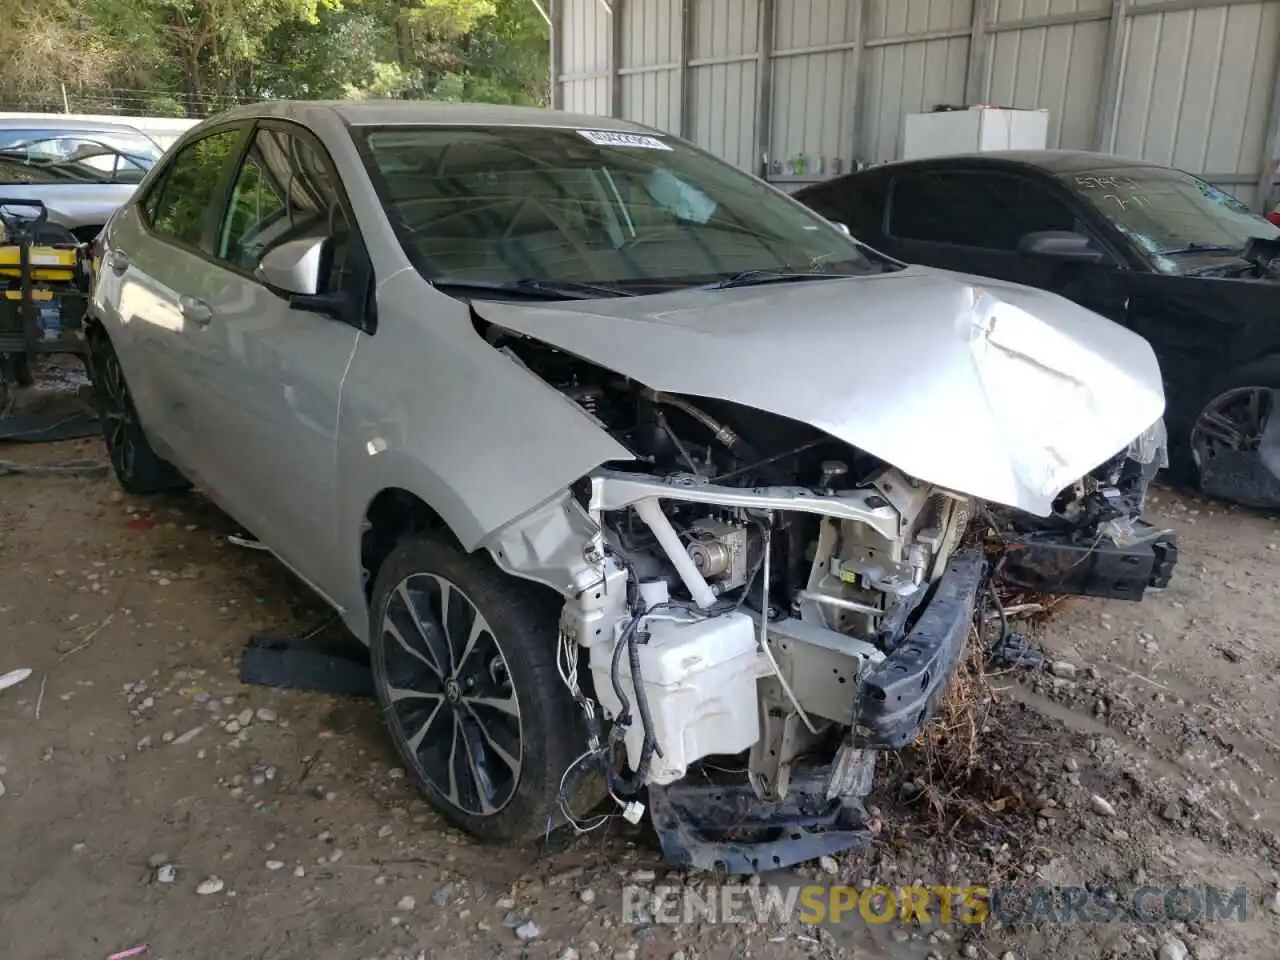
87, 102, 1178, 872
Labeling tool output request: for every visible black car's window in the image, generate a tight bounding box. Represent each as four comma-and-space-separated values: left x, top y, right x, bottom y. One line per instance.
147, 130, 243, 248
798, 179, 882, 236
353, 125, 888, 291
217, 126, 360, 296
1059, 166, 1280, 272
890, 171, 1082, 250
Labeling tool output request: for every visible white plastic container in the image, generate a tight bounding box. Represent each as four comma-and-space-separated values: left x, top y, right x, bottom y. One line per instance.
589, 610, 768, 785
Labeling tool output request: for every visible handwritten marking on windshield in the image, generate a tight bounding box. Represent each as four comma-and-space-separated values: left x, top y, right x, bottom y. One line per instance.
1075, 174, 1141, 192
1102, 193, 1151, 211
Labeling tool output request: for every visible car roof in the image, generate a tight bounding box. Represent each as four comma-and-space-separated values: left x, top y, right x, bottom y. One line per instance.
855, 149, 1171, 177
0, 116, 151, 136
209, 99, 659, 134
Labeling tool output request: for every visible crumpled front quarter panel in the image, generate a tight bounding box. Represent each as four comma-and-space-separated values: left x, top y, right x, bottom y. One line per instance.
334, 271, 633, 624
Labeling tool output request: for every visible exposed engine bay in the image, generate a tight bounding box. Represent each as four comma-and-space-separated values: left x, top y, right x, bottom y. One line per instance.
481, 321, 1177, 872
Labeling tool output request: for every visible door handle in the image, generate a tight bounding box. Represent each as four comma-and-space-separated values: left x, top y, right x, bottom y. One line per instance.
108, 250, 129, 275
179, 295, 213, 327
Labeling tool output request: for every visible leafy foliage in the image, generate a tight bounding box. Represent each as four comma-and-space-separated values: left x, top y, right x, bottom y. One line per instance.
0, 0, 549, 115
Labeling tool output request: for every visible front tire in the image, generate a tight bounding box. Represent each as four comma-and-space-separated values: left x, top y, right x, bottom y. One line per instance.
1185, 357, 1280, 507
369, 532, 594, 844
86, 326, 190, 495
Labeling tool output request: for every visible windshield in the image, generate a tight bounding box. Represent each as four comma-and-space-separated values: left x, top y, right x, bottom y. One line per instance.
1060, 166, 1280, 273
0, 128, 162, 185
353, 124, 885, 294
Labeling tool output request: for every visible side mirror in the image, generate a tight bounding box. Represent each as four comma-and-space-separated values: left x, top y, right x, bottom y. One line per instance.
830, 220, 852, 236
255, 235, 361, 327
1018, 230, 1106, 264
255, 235, 326, 296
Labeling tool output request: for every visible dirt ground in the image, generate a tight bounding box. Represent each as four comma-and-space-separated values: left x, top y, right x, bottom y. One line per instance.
2, 425, 1279, 959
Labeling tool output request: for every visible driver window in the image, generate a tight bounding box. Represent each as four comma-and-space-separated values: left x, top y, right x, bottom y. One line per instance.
891, 171, 1101, 252
217, 128, 355, 293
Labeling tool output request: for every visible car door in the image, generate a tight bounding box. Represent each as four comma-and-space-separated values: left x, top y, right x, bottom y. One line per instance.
99, 123, 251, 473
882, 167, 1131, 324
190, 120, 371, 603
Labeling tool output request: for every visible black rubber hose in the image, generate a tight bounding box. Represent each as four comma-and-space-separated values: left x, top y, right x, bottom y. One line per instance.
609, 613, 636, 730
607, 605, 670, 795
608, 618, 649, 795
627, 616, 662, 768
650, 393, 790, 484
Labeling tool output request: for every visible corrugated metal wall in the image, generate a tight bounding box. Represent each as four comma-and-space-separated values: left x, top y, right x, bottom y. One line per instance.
860, 0, 973, 166
554, 0, 1280, 209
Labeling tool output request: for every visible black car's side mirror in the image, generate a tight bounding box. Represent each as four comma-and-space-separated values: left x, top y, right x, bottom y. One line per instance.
1018, 230, 1107, 264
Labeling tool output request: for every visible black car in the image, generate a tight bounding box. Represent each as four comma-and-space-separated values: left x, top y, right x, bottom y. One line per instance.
795, 150, 1280, 508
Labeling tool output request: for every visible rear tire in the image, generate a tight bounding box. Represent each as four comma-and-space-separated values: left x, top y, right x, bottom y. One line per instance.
86, 326, 190, 496
368, 531, 599, 844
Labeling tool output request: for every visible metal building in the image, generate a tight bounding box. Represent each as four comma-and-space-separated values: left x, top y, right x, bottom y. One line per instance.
549, 0, 1280, 210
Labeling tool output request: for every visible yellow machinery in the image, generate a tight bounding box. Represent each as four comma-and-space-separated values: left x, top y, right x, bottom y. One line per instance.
0, 198, 90, 415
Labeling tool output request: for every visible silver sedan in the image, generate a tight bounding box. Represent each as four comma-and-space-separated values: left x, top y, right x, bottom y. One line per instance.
88, 100, 1175, 870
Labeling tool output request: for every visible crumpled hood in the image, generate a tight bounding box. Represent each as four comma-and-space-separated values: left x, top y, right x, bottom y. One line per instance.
475, 265, 1166, 516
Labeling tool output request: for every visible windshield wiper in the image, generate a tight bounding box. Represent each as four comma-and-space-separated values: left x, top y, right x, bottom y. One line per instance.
1156, 242, 1241, 256
706, 267, 854, 290
429, 277, 636, 300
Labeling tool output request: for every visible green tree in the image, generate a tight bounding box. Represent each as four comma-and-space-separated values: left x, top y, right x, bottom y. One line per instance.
455, 0, 550, 105
0, 0, 549, 116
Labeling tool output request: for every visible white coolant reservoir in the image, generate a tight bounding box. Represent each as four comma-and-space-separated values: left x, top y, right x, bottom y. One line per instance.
589, 610, 769, 785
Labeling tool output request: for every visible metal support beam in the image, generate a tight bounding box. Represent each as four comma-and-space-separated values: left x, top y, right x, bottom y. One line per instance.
846, 0, 867, 171
1094, 0, 1129, 153
965, 0, 994, 105
610, 0, 624, 118
865, 26, 971, 49
988, 8, 1111, 33
755, 0, 776, 177
549, 0, 564, 109
1257, 32, 1280, 213
678, 0, 693, 139
1132, 0, 1273, 18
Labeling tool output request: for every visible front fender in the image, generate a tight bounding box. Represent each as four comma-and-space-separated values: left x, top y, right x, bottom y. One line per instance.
333, 273, 634, 629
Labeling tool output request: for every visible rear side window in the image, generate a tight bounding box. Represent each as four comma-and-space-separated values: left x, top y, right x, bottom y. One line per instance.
145, 129, 243, 248
889, 170, 1077, 250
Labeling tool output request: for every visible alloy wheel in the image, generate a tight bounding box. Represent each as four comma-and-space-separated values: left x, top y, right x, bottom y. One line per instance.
1190, 385, 1277, 469
379, 573, 523, 816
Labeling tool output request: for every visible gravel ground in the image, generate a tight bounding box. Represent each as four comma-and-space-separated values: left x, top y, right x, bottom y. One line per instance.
1, 433, 1279, 960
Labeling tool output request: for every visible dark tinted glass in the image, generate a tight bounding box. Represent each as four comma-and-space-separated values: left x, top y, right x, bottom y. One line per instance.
890, 171, 1077, 250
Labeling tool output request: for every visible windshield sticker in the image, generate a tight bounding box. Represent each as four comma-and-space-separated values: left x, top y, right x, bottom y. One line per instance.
577, 130, 673, 151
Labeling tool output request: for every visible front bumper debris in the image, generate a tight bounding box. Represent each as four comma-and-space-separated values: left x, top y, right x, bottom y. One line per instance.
854, 549, 985, 749
645, 553, 983, 875
647, 760, 874, 874
999, 523, 1177, 601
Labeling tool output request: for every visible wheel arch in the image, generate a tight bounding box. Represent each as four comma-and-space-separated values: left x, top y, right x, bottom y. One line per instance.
359, 486, 465, 609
